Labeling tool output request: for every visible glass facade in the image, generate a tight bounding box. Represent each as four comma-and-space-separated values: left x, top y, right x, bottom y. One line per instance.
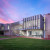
23, 15, 42, 30
27, 30, 43, 38
35, 16, 36, 20
31, 17, 32, 20
29, 17, 30, 21
24, 18, 26, 22
38, 15, 40, 19
8, 25, 9, 30
33, 16, 34, 20
27, 18, 28, 21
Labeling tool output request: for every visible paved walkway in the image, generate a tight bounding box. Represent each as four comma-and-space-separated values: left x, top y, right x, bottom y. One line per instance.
0, 38, 10, 40
0, 36, 16, 40
0, 37, 17, 40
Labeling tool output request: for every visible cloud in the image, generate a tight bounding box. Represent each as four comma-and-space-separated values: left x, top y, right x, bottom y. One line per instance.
2, 0, 20, 21
0, 18, 14, 24
0, 8, 14, 24
0, 18, 8, 24
8, 19, 14, 23
0, 0, 20, 24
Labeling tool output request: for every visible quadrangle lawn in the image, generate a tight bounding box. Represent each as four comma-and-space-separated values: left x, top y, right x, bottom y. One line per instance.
0, 36, 10, 38
0, 37, 50, 50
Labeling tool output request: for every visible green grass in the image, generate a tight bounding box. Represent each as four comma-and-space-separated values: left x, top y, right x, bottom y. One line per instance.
0, 37, 50, 50
0, 36, 9, 38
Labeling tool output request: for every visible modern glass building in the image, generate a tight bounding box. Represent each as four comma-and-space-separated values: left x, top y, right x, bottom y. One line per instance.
1, 13, 50, 39
22, 14, 44, 38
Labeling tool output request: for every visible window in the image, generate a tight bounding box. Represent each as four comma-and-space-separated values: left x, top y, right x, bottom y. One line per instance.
34, 27, 35, 29
28, 17, 30, 21
23, 19, 24, 22
29, 31, 32, 35
24, 18, 26, 22
35, 26, 37, 29
38, 15, 40, 19
38, 19, 40, 26
33, 16, 34, 20
31, 17, 32, 20
33, 26, 34, 29
35, 16, 36, 20
27, 18, 28, 21
2, 27, 4, 30
29, 23, 31, 26
36, 20, 37, 26
38, 27, 40, 29
34, 20, 35, 26
8, 25, 9, 29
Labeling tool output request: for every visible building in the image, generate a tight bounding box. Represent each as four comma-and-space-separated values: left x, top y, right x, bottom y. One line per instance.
4, 24, 10, 36
44, 13, 50, 39
10, 21, 23, 36
0, 23, 10, 36
0, 14, 44, 38
1, 13, 50, 39
0, 23, 4, 35
3, 21, 23, 36
22, 14, 44, 38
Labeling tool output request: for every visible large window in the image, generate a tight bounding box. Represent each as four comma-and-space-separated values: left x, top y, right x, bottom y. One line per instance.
38, 19, 40, 27
29, 17, 30, 21
34, 20, 35, 26
2, 27, 4, 30
24, 18, 26, 22
8, 25, 9, 29
31, 17, 32, 21
27, 18, 28, 21
35, 26, 37, 29
33, 26, 34, 29
38, 15, 40, 19
33, 16, 34, 20
35, 16, 36, 20
38, 27, 40, 29
36, 20, 37, 26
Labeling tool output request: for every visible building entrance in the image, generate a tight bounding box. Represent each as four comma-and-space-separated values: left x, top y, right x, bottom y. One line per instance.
29, 31, 32, 36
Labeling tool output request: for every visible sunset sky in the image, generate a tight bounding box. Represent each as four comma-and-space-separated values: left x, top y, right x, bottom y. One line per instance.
0, 0, 50, 24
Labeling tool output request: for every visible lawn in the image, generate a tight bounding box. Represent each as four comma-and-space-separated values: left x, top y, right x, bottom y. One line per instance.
0, 37, 50, 50
0, 36, 10, 38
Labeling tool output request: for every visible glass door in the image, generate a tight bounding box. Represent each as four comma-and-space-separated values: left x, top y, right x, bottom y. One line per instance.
29, 31, 32, 36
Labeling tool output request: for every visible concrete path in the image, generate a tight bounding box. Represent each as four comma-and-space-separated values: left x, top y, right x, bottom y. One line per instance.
0, 38, 12, 40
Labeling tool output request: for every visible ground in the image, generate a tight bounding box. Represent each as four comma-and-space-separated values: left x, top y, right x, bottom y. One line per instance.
0, 37, 50, 50
0, 36, 9, 38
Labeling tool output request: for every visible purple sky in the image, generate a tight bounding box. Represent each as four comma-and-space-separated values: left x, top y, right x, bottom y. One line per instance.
0, 0, 50, 24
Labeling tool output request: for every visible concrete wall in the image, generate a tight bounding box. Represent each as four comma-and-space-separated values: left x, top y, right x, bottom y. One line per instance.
45, 14, 50, 38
